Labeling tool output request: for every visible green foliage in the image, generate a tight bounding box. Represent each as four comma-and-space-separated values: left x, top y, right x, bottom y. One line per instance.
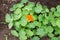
19, 29, 27, 40
56, 5, 60, 13
58, 36, 60, 40
51, 37, 58, 40
54, 27, 60, 34
26, 29, 34, 37
35, 2, 43, 13
41, 6, 49, 13
47, 26, 53, 33
38, 14, 43, 21
5, 14, 11, 23
5, 0, 60, 40
13, 11, 22, 20
14, 21, 21, 31
56, 19, 60, 28
26, 22, 36, 28
50, 7, 56, 12
54, 11, 60, 17
11, 30, 18, 37
10, 3, 24, 11
8, 21, 13, 29
48, 33, 54, 38
5, 14, 13, 29
21, 0, 28, 3
20, 16, 28, 26
36, 28, 47, 37
43, 18, 48, 25
14, 8, 21, 14
31, 36, 40, 40
27, 2, 35, 8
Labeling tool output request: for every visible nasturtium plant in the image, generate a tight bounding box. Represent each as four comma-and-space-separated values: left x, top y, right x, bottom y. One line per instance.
5, 0, 60, 40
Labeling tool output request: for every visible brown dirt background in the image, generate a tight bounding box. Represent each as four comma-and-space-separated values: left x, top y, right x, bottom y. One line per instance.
0, 0, 60, 40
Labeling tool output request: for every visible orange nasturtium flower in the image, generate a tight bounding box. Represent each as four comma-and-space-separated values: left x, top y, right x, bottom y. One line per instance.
26, 14, 34, 22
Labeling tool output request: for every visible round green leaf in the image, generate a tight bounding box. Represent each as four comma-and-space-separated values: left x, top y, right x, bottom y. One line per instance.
31, 36, 40, 40
11, 30, 18, 37
5, 14, 11, 23
35, 2, 43, 13
20, 16, 27, 26
50, 7, 56, 12
21, 0, 28, 3
56, 19, 60, 28
26, 30, 34, 37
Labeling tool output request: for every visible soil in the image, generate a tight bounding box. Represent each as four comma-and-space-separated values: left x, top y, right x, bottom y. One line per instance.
0, 0, 60, 40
